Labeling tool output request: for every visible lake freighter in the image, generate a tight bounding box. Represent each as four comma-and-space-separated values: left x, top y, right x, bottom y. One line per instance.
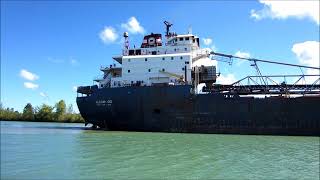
77, 21, 320, 136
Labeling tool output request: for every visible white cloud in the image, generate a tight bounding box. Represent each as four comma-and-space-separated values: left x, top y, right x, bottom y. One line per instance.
234, 51, 251, 59
234, 51, 251, 66
70, 58, 78, 65
99, 26, 118, 44
210, 45, 217, 52
251, 1, 320, 25
48, 57, 64, 64
20, 69, 39, 81
24, 82, 39, 90
216, 73, 237, 85
40, 92, 48, 97
291, 41, 320, 84
121, 17, 145, 34
203, 38, 212, 46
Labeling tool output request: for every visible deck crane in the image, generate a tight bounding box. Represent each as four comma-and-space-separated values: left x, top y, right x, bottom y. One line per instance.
210, 51, 320, 70
201, 51, 320, 95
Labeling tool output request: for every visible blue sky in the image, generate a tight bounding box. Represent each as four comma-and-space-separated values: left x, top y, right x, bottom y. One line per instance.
1, 1, 319, 112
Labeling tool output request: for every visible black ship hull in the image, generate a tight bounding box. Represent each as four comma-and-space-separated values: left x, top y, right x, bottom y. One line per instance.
76, 85, 320, 136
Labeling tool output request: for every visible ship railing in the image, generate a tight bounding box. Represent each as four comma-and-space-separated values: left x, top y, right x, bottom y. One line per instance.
100, 66, 110, 71
100, 64, 122, 71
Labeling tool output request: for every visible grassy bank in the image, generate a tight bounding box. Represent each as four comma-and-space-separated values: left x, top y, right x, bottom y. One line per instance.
0, 100, 85, 123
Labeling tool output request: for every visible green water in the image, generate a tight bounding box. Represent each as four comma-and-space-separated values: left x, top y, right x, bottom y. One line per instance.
1, 121, 319, 179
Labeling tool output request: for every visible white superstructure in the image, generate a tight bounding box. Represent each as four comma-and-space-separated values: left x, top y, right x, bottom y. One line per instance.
95, 21, 216, 89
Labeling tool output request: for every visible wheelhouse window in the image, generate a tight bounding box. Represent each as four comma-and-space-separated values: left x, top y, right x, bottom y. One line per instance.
179, 37, 183, 41
136, 49, 141, 55
185, 37, 189, 40
129, 50, 135, 55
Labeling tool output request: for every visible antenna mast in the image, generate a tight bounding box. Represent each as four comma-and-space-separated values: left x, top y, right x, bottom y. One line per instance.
164, 21, 173, 37
123, 32, 129, 56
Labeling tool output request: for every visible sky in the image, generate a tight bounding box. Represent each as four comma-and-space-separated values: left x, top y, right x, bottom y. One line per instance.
1, 0, 319, 112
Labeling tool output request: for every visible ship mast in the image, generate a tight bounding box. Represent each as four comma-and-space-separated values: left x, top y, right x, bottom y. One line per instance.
123, 32, 129, 56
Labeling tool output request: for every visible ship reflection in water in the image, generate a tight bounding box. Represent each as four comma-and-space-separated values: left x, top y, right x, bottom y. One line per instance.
1, 121, 319, 179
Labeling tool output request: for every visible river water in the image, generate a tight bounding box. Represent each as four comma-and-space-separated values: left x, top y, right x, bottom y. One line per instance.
1, 121, 319, 179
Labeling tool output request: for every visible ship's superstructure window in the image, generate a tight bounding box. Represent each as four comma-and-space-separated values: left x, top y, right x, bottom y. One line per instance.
145, 58, 148, 61
148, 69, 151, 72
162, 68, 165, 71
179, 37, 183, 41
128, 59, 131, 62
180, 56, 183, 60
193, 39, 195, 43
129, 50, 134, 55
162, 57, 165, 60
128, 70, 130, 73
182, 67, 185, 71
185, 37, 189, 40
171, 57, 174, 60
185, 48, 187, 51
152, 51, 157, 55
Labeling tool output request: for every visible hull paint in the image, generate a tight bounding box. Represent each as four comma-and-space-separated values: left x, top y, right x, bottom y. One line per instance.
77, 85, 320, 136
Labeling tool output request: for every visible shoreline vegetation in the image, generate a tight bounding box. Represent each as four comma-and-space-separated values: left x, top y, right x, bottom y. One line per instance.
0, 100, 84, 123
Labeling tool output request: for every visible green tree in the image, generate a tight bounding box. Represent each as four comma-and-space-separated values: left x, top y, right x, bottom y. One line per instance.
67, 104, 74, 114
35, 104, 54, 121
55, 100, 66, 121
22, 103, 34, 121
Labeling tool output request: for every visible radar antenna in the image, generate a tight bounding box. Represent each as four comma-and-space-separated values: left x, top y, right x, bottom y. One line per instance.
164, 21, 173, 36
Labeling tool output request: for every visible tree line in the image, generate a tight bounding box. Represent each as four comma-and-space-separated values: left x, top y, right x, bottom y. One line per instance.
0, 100, 84, 123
